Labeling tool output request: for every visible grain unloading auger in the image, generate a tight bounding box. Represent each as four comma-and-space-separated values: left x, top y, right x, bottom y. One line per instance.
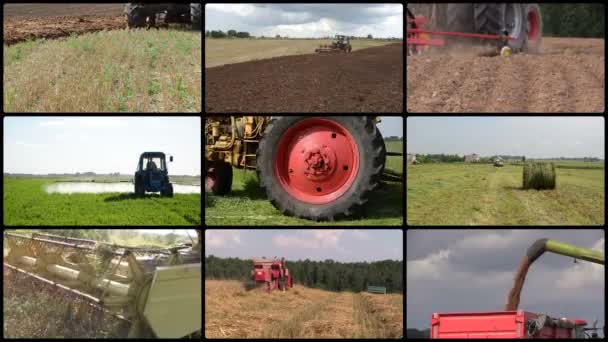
3, 230, 202, 338
525, 238, 604, 266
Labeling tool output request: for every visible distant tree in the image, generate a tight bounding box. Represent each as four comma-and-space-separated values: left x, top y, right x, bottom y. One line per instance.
227, 29, 237, 37
275, 34, 280, 39
367, 34, 373, 39
236, 31, 250, 38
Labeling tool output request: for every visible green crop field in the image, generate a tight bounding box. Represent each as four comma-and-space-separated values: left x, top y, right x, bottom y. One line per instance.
407, 162, 604, 225
4, 29, 201, 113
3, 178, 201, 225
205, 141, 403, 226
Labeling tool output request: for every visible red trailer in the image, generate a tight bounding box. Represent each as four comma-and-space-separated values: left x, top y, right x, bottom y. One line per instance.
250, 257, 293, 292
430, 311, 587, 339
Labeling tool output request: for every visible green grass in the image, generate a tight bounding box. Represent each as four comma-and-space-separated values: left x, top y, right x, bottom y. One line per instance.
3, 177, 201, 225
4, 29, 201, 112
205, 141, 403, 226
205, 38, 398, 68
407, 163, 604, 225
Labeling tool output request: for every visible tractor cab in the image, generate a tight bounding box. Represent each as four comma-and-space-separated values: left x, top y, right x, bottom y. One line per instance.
135, 152, 174, 197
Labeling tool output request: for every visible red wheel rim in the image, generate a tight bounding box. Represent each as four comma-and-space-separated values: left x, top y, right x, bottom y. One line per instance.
274, 118, 360, 204
527, 9, 540, 42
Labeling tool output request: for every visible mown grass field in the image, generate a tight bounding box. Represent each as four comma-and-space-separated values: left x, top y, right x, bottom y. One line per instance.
4, 29, 201, 112
205, 280, 403, 338
4, 178, 201, 225
205, 38, 398, 67
407, 162, 604, 225
205, 141, 403, 226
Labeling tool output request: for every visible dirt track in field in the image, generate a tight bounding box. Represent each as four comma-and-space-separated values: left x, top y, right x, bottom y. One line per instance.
205, 43, 403, 113
3, 4, 126, 45
406, 38, 605, 113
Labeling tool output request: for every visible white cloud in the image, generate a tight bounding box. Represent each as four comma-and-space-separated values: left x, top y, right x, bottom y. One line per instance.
205, 4, 256, 16
38, 118, 129, 128
555, 238, 604, 289
15, 141, 46, 148
205, 230, 242, 247
407, 249, 451, 280
273, 230, 345, 249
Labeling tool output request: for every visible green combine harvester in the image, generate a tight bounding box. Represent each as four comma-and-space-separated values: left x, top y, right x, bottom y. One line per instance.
526, 238, 604, 265
3, 230, 202, 338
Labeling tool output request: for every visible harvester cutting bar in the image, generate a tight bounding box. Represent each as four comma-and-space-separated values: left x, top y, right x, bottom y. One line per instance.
11, 255, 131, 297
32, 232, 98, 246
5, 232, 103, 251
3, 262, 128, 321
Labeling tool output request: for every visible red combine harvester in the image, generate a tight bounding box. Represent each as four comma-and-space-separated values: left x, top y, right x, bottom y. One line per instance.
430, 311, 590, 339
250, 257, 293, 292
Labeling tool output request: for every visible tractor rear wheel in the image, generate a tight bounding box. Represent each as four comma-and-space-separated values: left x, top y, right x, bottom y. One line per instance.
205, 161, 233, 195
135, 177, 145, 196
125, 3, 146, 28
161, 183, 174, 197
190, 3, 201, 30
256, 117, 386, 221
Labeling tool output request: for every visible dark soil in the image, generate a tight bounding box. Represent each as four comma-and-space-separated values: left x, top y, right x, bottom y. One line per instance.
205, 43, 403, 113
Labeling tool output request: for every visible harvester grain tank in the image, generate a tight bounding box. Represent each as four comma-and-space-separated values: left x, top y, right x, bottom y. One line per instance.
205, 116, 403, 220
3, 230, 202, 338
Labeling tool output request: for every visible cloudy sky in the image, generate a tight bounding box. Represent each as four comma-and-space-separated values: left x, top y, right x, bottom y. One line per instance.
205, 4, 403, 38
205, 229, 402, 262
407, 117, 605, 158
407, 229, 605, 334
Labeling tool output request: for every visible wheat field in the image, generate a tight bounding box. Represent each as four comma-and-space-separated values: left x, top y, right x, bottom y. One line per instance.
204, 280, 403, 338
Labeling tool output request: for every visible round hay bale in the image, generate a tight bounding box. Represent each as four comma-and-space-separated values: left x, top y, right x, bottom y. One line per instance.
523, 161, 556, 189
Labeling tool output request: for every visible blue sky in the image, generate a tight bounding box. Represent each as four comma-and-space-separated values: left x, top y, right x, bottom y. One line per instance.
377, 116, 403, 138
205, 229, 403, 262
3, 117, 201, 175
407, 117, 604, 158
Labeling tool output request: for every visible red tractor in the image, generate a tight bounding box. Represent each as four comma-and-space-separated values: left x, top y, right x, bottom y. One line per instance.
250, 257, 293, 292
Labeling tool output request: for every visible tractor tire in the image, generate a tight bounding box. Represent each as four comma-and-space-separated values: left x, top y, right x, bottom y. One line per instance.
256, 116, 386, 221
205, 161, 233, 195
125, 3, 146, 28
162, 183, 174, 197
135, 177, 145, 196
190, 3, 201, 30
447, 4, 542, 53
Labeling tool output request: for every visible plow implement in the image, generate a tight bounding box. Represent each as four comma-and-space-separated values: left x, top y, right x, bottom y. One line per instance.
3, 231, 202, 338
407, 4, 542, 56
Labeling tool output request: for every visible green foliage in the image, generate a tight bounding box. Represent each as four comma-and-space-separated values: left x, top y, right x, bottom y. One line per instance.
540, 4, 605, 38
3, 178, 201, 225
205, 255, 403, 293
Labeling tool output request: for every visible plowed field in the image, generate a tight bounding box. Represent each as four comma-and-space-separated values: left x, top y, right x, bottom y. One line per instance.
406, 38, 605, 113
205, 43, 403, 113
3, 4, 126, 45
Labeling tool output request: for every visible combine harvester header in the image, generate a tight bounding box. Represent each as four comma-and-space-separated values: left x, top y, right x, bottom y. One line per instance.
3, 230, 202, 338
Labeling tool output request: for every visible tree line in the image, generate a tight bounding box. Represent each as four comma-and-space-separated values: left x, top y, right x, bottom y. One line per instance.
540, 4, 605, 38
205, 255, 403, 293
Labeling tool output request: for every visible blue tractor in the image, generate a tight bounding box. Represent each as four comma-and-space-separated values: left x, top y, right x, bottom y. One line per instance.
134, 152, 174, 197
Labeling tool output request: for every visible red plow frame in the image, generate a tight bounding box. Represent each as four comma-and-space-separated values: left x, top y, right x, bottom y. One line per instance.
407, 15, 513, 55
